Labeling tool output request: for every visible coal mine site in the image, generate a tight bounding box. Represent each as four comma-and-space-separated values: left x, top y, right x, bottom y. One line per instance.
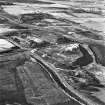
0, 0, 105, 105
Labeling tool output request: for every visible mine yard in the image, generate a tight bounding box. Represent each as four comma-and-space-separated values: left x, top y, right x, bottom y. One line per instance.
0, 0, 105, 105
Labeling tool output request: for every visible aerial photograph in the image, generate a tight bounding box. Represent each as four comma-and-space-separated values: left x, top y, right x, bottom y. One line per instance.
0, 0, 105, 105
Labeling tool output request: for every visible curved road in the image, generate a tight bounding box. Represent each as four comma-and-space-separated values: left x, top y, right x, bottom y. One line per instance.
30, 52, 104, 105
